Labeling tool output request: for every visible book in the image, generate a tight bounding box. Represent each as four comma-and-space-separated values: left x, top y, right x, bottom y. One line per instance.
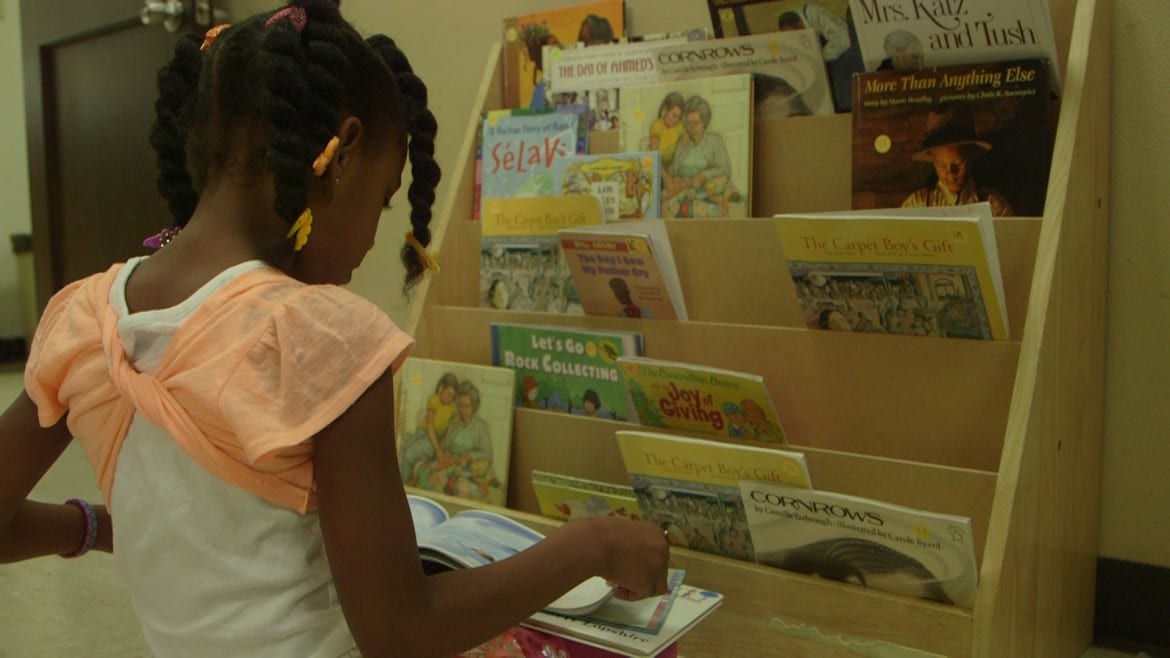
479, 107, 589, 204
395, 358, 516, 507
490, 323, 643, 421
559, 219, 688, 321
618, 73, 754, 219
531, 469, 643, 522
479, 195, 605, 314
615, 429, 811, 561
524, 582, 723, 657
706, 0, 865, 112
738, 480, 979, 607
617, 355, 786, 442
850, 58, 1052, 216
846, 0, 1062, 93
548, 151, 662, 222
502, 0, 626, 111
473, 106, 590, 221
407, 495, 616, 615
573, 567, 687, 633
545, 29, 835, 117
773, 205, 1009, 340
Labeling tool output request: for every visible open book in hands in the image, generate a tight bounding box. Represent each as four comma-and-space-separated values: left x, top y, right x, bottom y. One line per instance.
408, 495, 614, 616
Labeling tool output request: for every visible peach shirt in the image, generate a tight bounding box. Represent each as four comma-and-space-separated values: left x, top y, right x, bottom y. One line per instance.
24, 261, 413, 513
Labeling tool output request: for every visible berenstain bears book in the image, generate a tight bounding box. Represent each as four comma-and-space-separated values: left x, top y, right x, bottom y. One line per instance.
548, 151, 662, 222
846, 0, 1061, 93
479, 195, 605, 314
559, 220, 688, 321
395, 358, 515, 507
490, 322, 642, 421
617, 355, 787, 443
618, 73, 753, 219
502, 0, 626, 111
615, 429, 810, 561
851, 58, 1052, 216
738, 480, 979, 607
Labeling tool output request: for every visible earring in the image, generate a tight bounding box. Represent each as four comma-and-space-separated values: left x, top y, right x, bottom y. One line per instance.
335, 177, 341, 185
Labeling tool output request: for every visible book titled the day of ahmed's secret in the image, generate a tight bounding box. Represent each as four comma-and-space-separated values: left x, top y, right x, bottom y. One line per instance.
615, 429, 810, 562
739, 480, 978, 607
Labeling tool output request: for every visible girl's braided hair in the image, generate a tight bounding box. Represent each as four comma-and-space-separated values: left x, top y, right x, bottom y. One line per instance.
147, 0, 440, 290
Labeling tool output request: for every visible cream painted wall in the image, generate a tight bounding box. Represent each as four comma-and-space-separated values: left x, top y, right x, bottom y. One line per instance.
0, 0, 33, 337
5, 0, 1165, 567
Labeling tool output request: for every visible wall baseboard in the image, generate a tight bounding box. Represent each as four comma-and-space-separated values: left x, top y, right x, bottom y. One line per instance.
1095, 557, 1170, 656
0, 336, 27, 364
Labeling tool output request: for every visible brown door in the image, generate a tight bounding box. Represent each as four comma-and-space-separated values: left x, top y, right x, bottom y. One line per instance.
22, 1, 228, 309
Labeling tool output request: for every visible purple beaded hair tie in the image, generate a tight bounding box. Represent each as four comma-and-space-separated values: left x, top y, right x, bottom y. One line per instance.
143, 226, 181, 250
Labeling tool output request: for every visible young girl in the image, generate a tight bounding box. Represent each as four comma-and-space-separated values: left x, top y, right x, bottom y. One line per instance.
0, 2, 669, 657
647, 92, 686, 168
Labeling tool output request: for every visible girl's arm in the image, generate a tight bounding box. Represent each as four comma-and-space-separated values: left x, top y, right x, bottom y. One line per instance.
314, 367, 669, 658
0, 392, 113, 562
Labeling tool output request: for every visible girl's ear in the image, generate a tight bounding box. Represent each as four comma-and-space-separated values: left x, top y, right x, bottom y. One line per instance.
334, 116, 363, 170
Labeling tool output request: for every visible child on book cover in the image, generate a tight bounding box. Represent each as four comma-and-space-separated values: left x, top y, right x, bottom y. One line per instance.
648, 92, 685, 168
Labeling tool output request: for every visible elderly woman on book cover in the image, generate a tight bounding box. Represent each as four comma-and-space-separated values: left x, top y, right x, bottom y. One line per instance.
414, 380, 500, 501
902, 106, 1015, 216
661, 95, 742, 218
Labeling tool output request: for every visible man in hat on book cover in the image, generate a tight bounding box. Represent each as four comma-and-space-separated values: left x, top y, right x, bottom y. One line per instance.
901, 106, 1015, 216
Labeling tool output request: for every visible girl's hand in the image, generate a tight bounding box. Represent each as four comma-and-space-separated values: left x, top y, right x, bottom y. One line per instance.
574, 516, 670, 601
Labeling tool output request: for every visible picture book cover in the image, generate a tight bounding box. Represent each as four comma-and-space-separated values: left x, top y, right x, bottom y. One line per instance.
851, 58, 1052, 217
479, 108, 589, 204
773, 207, 1009, 340
738, 480, 979, 607
706, 0, 863, 112
524, 582, 723, 657
559, 220, 688, 321
502, 0, 626, 111
545, 29, 835, 117
615, 430, 811, 561
490, 322, 643, 421
846, 0, 1061, 93
618, 73, 753, 218
548, 151, 662, 222
530, 470, 642, 522
479, 196, 605, 314
395, 358, 515, 507
408, 495, 616, 615
569, 567, 686, 634
617, 355, 787, 443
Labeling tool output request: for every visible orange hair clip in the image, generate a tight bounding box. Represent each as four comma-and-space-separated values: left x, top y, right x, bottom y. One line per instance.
312, 136, 341, 176
201, 23, 231, 52
404, 231, 440, 273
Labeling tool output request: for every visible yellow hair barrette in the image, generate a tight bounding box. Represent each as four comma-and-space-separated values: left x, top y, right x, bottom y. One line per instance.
288, 208, 313, 251
404, 231, 440, 273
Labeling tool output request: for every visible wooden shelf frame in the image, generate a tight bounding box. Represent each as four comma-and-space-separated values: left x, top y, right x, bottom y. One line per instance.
402, 1, 1111, 655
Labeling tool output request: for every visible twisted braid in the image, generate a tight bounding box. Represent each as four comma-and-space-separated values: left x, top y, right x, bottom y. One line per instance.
148, 33, 204, 227
368, 35, 442, 290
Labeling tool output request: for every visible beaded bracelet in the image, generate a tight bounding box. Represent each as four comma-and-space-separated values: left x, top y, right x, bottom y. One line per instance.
60, 498, 98, 559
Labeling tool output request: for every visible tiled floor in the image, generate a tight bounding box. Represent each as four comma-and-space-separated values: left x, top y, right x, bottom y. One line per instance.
0, 368, 1152, 657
